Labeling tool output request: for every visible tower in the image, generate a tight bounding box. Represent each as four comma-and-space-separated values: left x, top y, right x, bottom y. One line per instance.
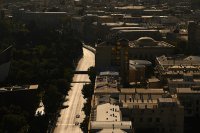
112, 39, 129, 87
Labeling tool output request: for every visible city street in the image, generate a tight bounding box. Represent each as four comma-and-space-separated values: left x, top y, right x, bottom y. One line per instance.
53, 48, 95, 133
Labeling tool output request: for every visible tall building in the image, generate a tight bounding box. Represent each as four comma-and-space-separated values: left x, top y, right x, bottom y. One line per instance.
113, 39, 129, 86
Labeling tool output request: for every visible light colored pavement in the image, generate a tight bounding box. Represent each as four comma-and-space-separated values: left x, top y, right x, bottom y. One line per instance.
53, 48, 95, 133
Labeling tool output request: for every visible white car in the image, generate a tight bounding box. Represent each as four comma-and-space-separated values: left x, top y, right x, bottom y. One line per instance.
76, 114, 80, 118
75, 122, 79, 125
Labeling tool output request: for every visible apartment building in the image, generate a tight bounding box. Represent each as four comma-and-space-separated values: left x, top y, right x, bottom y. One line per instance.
119, 88, 184, 133
90, 103, 133, 133
96, 37, 174, 72
155, 55, 200, 90
175, 87, 200, 117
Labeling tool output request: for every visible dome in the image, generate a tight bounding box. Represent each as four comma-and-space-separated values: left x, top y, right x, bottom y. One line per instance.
135, 37, 157, 47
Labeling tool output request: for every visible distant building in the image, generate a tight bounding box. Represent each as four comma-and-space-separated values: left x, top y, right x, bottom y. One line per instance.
16, 11, 71, 29
129, 60, 152, 83
155, 55, 200, 91
116, 30, 162, 41
128, 37, 174, 60
96, 37, 174, 72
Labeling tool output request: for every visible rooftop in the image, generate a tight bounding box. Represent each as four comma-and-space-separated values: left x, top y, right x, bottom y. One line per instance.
156, 55, 200, 75
115, 6, 145, 10
0, 85, 38, 92
96, 103, 121, 121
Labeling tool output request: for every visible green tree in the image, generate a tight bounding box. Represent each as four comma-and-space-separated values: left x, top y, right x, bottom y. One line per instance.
0, 114, 29, 133
43, 85, 62, 114
88, 67, 96, 83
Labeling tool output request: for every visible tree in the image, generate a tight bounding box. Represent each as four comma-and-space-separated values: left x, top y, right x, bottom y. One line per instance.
0, 114, 28, 133
43, 85, 62, 114
56, 79, 71, 95
82, 84, 94, 99
88, 67, 96, 83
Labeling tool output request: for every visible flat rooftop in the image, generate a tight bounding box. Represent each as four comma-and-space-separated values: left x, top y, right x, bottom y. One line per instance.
0, 85, 38, 92
96, 103, 121, 121
115, 6, 145, 10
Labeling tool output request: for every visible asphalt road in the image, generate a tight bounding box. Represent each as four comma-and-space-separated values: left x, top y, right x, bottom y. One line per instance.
53, 48, 95, 133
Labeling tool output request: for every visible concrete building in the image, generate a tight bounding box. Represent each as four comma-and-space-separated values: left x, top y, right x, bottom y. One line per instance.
128, 37, 175, 60
94, 71, 120, 96
155, 55, 200, 91
90, 103, 133, 133
96, 37, 174, 72
116, 30, 162, 41
92, 71, 184, 133
114, 5, 145, 15
175, 87, 200, 117
16, 11, 71, 29
95, 39, 130, 85
119, 88, 184, 133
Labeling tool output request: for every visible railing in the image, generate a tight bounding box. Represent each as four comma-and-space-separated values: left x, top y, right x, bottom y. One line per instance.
83, 44, 96, 54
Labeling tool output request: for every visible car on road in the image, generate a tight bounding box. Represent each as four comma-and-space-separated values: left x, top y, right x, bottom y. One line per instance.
75, 122, 79, 125
76, 114, 80, 118
61, 105, 69, 109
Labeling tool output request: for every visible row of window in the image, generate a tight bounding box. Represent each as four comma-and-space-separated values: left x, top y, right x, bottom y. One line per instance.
132, 117, 160, 123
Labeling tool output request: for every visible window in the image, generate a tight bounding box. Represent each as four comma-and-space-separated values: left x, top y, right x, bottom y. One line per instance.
132, 117, 134, 122
187, 109, 192, 114
156, 117, 160, 123
161, 128, 165, 132
141, 110, 144, 114
196, 100, 199, 105
196, 107, 199, 112
148, 117, 152, 122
